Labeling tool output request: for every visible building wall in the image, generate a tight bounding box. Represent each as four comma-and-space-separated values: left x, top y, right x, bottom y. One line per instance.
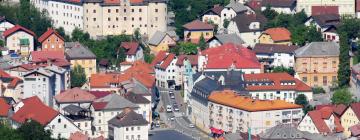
83, 2, 103, 38
135, 103, 152, 125
296, 0, 355, 16
46, 114, 80, 139
261, 7, 295, 14
227, 21, 262, 47
248, 90, 313, 103
323, 32, 339, 43
41, 34, 65, 52
295, 56, 339, 88
203, 68, 261, 74
125, 47, 144, 62
190, 98, 210, 133
70, 59, 97, 79
202, 15, 221, 25
0, 21, 15, 35
258, 34, 291, 45
149, 34, 175, 54
111, 125, 148, 140
298, 114, 320, 133
23, 73, 55, 107
220, 8, 237, 28
184, 30, 214, 43
341, 107, 360, 137
256, 53, 295, 68
155, 58, 178, 88
5, 31, 34, 55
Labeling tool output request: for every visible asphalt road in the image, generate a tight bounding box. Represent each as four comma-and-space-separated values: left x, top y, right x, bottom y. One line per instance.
157, 87, 211, 140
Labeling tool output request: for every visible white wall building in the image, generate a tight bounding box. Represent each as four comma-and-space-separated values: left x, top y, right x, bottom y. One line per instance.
0, 17, 15, 36
253, 44, 298, 68
296, 0, 355, 16
152, 52, 179, 88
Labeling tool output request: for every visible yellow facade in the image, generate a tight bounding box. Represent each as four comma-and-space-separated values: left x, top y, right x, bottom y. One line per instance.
184, 30, 213, 42
295, 56, 339, 88
70, 59, 97, 78
259, 34, 291, 45
149, 44, 169, 54
341, 107, 360, 137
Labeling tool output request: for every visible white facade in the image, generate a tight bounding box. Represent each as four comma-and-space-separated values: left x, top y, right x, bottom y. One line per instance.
125, 47, 144, 63
31, 0, 84, 34
227, 21, 261, 47
154, 58, 179, 88
0, 20, 15, 36
109, 124, 149, 140
261, 6, 295, 14
46, 114, 81, 139
298, 113, 336, 134
256, 52, 295, 68
202, 14, 221, 25
296, 0, 355, 16
5, 31, 35, 54
248, 91, 313, 103
23, 70, 55, 107
220, 8, 237, 27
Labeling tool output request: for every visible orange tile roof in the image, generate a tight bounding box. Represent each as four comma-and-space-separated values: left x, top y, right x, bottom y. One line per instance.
244, 73, 312, 91
55, 87, 96, 103
0, 98, 10, 117
38, 28, 64, 43
7, 77, 22, 89
263, 27, 291, 42
3, 24, 36, 37
183, 20, 214, 30
306, 107, 344, 133
208, 90, 302, 112
124, 60, 154, 75
90, 71, 154, 89
151, 51, 167, 66
151, 51, 176, 70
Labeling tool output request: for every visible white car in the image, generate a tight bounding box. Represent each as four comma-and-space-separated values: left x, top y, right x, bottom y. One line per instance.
170, 116, 175, 121
174, 107, 179, 112
170, 95, 175, 99
166, 105, 172, 113
189, 124, 195, 128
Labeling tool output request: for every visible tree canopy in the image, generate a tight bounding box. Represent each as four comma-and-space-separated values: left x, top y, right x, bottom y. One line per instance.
70, 65, 87, 88
271, 66, 295, 76
0, 120, 54, 140
331, 88, 353, 105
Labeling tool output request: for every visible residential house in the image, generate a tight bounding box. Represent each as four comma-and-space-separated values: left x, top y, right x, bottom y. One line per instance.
62, 104, 93, 136
108, 108, 149, 140
201, 5, 224, 25
38, 28, 65, 52
340, 103, 360, 137
253, 43, 298, 69
294, 42, 340, 89
151, 51, 179, 88
0, 16, 15, 36
208, 90, 303, 134
0, 70, 24, 102
120, 42, 143, 63
65, 42, 97, 78
349, 124, 360, 138
260, 0, 297, 14
3, 25, 36, 56
220, 1, 248, 27
298, 107, 344, 135
323, 26, 339, 43
244, 73, 313, 103
304, 14, 340, 42
198, 43, 261, 73
91, 93, 139, 138
98, 59, 110, 72
259, 27, 291, 45
175, 54, 198, 89
0, 97, 11, 123
148, 31, 176, 54
297, 0, 355, 16
69, 131, 105, 140
11, 96, 80, 139
183, 20, 214, 43
124, 92, 152, 124
227, 13, 267, 47
351, 63, 360, 98
206, 33, 245, 48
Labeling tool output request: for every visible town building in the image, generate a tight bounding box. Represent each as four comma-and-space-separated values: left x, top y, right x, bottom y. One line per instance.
0, 97, 11, 123
30, 0, 84, 34
351, 63, 360, 98
69, 131, 105, 140
124, 92, 152, 124
208, 90, 303, 134
298, 107, 344, 135
253, 43, 298, 69
198, 43, 261, 73
120, 42, 144, 63
82, 0, 167, 39
227, 13, 267, 47
259, 27, 291, 45
54, 87, 96, 112
108, 108, 149, 140
148, 30, 176, 54
294, 42, 340, 89
151, 51, 179, 88
304, 14, 340, 43
220, 1, 248, 27
0, 70, 23, 102
65, 42, 97, 78
296, 0, 355, 16
38, 28, 65, 52
201, 5, 224, 25
183, 20, 214, 43
244, 73, 313, 103
206, 33, 245, 48
0, 16, 15, 36
349, 124, 360, 138
11, 96, 80, 139
3, 25, 36, 56
340, 103, 360, 137
175, 54, 198, 89
260, 0, 297, 14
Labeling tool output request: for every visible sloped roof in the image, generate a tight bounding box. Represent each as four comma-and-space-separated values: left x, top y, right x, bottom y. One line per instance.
225, 1, 247, 13
31, 51, 65, 62
152, 53, 176, 70
310, 14, 340, 27
253, 44, 298, 54
262, 27, 291, 42
11, 96, 59, 125
124, 92, 150, 104
55, 88, 96, 103
350, 103, 360, 119
211, 33, 245, 45
0, 98, 10, 117
307, 107, 344, 133
311, 6, 339, 16
38, 28, 64, 43
295, 42, 340, 57
261, 0, 296, 7
208, 90, 302, 112
92, 94, 138, 111
121, 42, 139, 55
350, 124, 360, 137
183, 20, 214, 30
89, 91, 112, 99
148, 31, 167, 45
3, 24, 36, 37
202, 5, 224, 16
231, 13, 267, 32
108, 108, 148, 127
176, 55, 198, 66
65, 42, 96, 59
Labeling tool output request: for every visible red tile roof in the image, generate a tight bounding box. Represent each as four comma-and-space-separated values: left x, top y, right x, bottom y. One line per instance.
357, 0, 360, 12
89, 91, 112, 99
311, 6, 339, 16
55, 88, 96, 103
0, 69, 11, 78
3, 24, 36, 38
263, 27, 291, 42
246, 0, 262, 10
183, 20, 214, 30
90, 71, 155, 89
92, 102, 107, 110
307, 107, 344, 133
69, 131, 105, 140
124, 61, 154, 75
130, 0, 144, 4
104, 0, 120, 4
350, 103, 360, 119
152, 52, 176, 70
8, 77, 22, 89
315, 104, 347, 116
176, 55, 198, 66
121, 42, 139, 55
31, 51, 65, 61
244, 73, 312, 92
201, 43, 261, 69
12, 96, 59, 125
151, 51, 167, 66
0, 98, 10, 117
350, 124, 360, 136
38, 28, 64, 43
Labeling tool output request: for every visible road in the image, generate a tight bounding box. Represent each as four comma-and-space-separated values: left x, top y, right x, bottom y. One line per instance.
156, 87, 211, 140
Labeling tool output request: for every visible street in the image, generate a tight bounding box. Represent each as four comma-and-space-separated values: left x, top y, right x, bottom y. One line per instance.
154, 87, 211, 140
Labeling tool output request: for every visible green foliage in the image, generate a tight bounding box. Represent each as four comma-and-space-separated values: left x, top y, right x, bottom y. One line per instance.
17, 120, 53, 140
261, 5, 278, 20
223, 19, 230, 29
133, 28, 141, 42
271, 66, 295, 75
295, 94, 308, 108
0, 123, 22, 140
331, 88, 353, 105
198, 34, 207, 50
70, 65, 87, 88
305, 25, 323, 42
337, 32, 350, 87
0, 40, 4, 46
55, 27, 71, 42
71, 28, 90, 42
312, 87, 326, 94
143, 45, 155, 63
178, 42, 198, 55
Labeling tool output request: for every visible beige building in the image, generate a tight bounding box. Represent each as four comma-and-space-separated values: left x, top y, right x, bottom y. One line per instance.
65, 42, 97, 79
297, 0, 355, 16
83, 0, 167, 39
341, 103, 360, 137
295, 42, 339, 89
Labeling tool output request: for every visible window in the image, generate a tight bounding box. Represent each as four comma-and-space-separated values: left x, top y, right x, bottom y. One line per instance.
323, 76, 327, 86
108, 9, 111, 13
126, 127, 129, 131
137, 126, 140, 130
64, 124, 67, 128
155, 9, 158, 12
99, 120, 101, 123
132, 17, 134, 21
58, 118, 61, 123
93, 10, 96, 13
98, 112, 101, 116
139, 17, 142, 21
124, 9, 126, 12
137, 135, 140, 139
131, 9, 134, 12
302, 77, 307, 82
314, 76, 318, 82
131, 127, 134, 131
108, 18, 111, 21
124, 17, 127, 21
93, 18, 96, 21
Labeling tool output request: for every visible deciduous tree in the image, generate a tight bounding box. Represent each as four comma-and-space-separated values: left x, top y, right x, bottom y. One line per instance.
70, 65, 87, 88
331, 88, 353, 105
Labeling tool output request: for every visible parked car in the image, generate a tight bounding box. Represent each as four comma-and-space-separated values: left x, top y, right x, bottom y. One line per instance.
189, 124, 195, 128
166, 105, 172, 113
170, 116, 175, 121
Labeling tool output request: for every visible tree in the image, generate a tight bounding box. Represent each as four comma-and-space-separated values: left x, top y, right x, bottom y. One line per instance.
223, 19, 230, 29
295, 94, 308, 107
337, 32, 351, 87
262, 5, 278, 20
331, 88, 353, 105
142, 45, 155, 63
70, 65, 87, 88
71, 28, 90, 43
55, 27, 71, 41
306, 25, 323, 42
0, 124, 21, 140
271, 66, 295, 76
179, 42, 198, 55
17, 120, 53, 140
133, 28, 141, 42
198, 34, 207, 50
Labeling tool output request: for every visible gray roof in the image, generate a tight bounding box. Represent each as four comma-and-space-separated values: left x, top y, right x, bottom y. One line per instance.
213, 33, 245, 45
295, 42, 340, 57
24, 67, 54, 77
108, 108, 148, 127
94, 94, 139, 110
45, 65, 66, 74
148, 31, 167, 45
63, 105, 88, 115
225, 1, 247, 13
65, 42, 96, 60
